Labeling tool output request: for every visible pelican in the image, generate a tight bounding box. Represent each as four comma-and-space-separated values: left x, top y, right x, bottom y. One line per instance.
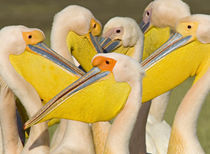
140, 0, 191, 123
0, 25, 56, 154
146, 14, 210, 153
168, 68, 210, 154
95, 54, 145, 154
0, 79, 23, 154
49, 5, 102, 154
139, 1, 191, 152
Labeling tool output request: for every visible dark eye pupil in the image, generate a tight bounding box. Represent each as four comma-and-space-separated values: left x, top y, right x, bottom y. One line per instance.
116, 30, 121, 33
146, 11, 150, 16
28, 35, 32, 39
106, 60, 110, 64
93, 24, 96, 28
187, 25, 192, 29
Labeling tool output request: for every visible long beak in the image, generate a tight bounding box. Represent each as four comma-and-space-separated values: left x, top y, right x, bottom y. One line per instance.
24, 67, 110, 129
139, 20, 150, 33
28, 42, 85, 76
141, 33, 192, 71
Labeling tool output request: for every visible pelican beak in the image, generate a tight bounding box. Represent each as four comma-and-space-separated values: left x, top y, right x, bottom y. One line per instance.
22, 30, 84, 75
87, 32, 121, 53
68, 31, 104, 71
87, 32, 104, 53
24, 67, 110, 129
27, 42, 85, 76
139, 20, 151, 33
98, 37, 121, 53
141, 33, 192, 70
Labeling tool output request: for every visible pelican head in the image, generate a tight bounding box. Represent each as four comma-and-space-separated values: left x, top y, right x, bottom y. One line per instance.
102, 17, 144, 61
52, 5, 101, 37
176, 14, 210, 44
140, 0, 191, 33
92, 53, 145, 84
51, 5, 102, 71
0, 25, 44, 55
153, 14, 210, 56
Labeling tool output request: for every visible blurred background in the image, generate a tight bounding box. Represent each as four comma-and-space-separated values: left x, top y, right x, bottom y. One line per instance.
0, 0, 210, 152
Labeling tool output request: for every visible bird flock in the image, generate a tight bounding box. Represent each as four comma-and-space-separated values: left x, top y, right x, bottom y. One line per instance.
0, 0, 209, 154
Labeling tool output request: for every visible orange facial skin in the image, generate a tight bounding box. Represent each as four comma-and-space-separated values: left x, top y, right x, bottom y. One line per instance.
92, 56, 117, 72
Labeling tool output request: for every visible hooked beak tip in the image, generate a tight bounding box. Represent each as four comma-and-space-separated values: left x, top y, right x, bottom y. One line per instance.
23, 123, 28, 130
139, 21, 150, 33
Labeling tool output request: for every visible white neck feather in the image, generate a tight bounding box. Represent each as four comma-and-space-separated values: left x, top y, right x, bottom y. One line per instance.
133, 37, 144, 62
0, 56, 44, 117
61, 121, 95, 154
171, 70, 210, 154
105, 80, 142, 154
0, 81, 23, 154
51, 22, 74, 63
0, 51, 49, 154
50, 14, 94, 154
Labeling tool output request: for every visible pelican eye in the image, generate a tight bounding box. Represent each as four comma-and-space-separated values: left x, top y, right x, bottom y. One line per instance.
93, 23, 97, 28
28, 35, 32, 39
116, 29, 121, 33
187, 25, 192, 29
105, 60, 110, 64
146, 11, 150, 16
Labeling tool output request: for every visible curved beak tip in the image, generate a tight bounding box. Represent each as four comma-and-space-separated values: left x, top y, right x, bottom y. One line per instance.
23, 124, 28, 130
139, 21, 150, 33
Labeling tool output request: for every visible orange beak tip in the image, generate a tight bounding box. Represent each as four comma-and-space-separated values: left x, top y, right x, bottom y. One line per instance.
23, 123, 28, 130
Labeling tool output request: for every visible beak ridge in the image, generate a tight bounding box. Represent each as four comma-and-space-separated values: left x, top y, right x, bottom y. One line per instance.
28, 43, 85, 76
139, 20, 150, 33
142, 33, 192, 70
